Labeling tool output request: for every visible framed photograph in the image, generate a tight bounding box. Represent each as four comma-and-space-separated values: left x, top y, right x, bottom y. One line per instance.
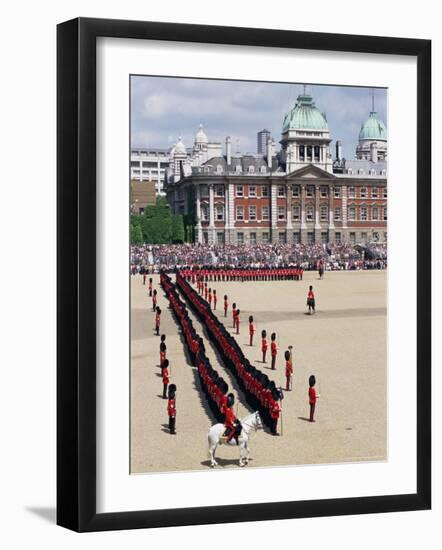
57, 17, 431, 532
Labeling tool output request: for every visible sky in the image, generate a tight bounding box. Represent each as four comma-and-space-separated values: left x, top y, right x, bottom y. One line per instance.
131, 76, 387, 160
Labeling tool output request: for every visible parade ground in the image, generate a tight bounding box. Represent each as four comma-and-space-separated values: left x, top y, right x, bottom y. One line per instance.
130, 270, 387, 474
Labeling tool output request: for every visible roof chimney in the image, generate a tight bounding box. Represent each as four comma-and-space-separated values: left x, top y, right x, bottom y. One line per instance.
266, 136, 272, 169
226, 136, 232, 165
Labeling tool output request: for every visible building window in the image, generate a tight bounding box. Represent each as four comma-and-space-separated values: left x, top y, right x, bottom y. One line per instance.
372, 206, 379, 221
320, 186, 328, 198
307, 232, 314, 244
369, 169, 376, 175
277, 206, 286, 221
235, 165, 242, 174
335, 232, 341, 243
260, 166, 267, 174
347, 168, 353, 175
306, 205, 314, 222
200, 185, 209, 197
321, 232, 328, 244
201, 205, 209, 221
216, 165, 223, 174
248, 165, 255, 174
249, 186, 256, 197
360, 206, 368, 221
349, 186, 355, 199
348, 206, 356, 221
249, 205, 257, 221
278, 232, 287, 243
299, 145, 305, 160
334, 207, 341, 220
384, 232, 387, 242
250, 232, 257, 245
306, 186, 314, 198
383, 187, 388, 198
372, 187, 378, 198
215, 185, 224, 197
262, 206, 269, 221
292, 205, 300, 221
320, 205, 328, 222
349, 232, 356, 244
277, 185, 286, 197
292, 185, 300, 197
383, 207, 388, 221
381, 169, 387, 176
262, 232, 269, 243
373, 231, 379, 241
236, 185, 244, 197
293, 232, 300, 243
334, 187, 340, 198
237, 232, 244, 244
215, 205, 224, 221
261, 185, 269, 197
361, 187, 368, 198
217, 232, 225, 244
358, 169, 365, 175
236, 206, 244, 221
131, 161, 140, 167
361, 232, 368, 242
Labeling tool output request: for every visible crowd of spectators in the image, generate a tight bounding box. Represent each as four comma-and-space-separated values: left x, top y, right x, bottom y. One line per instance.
131, 242, 387, 274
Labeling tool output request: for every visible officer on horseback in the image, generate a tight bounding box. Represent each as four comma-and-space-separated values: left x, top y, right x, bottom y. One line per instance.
224, 393, 242, 445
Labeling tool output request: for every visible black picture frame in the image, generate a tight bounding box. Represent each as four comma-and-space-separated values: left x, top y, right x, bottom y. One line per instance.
57, 17, 431, 532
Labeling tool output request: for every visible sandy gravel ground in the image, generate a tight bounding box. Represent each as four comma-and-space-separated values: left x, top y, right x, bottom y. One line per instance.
131, 270, 386, 474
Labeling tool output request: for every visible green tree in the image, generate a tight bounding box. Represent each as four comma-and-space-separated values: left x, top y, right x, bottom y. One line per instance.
141, 196, 173, 244
172, 215, 185, 243
130, 223, 143, 244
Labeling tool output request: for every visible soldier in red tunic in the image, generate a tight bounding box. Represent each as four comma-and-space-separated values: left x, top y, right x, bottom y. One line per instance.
285, 348, 293, 391
234, 308, 240, 334
213, 289, 217, 310
155, 307, 161, 336
232, 303, 237, 328
148, 277, 153, 296
269, 388, 281, 435
270, 332, 277, 370
308, 374, 320, 422
248, 315, 255, 346
224, 295, 228, 317
261, 329, 268, 363
204, 282, 208, 301
167, 383, 177, 434
161, 359, 170, 399
159, 334, 167, 365
307, 285, 315, 315
208, 288, 212, 309
152, 288, 158, 311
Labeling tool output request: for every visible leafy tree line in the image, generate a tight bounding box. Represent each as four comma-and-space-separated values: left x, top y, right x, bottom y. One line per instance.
130, 196, 194, 245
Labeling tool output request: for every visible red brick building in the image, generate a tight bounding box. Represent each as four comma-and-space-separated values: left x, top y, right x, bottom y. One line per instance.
166, 92, 387, 245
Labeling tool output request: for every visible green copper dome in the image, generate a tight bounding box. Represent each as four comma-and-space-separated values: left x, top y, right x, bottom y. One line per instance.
359, 112, 388, 140
282, 94, 329, 132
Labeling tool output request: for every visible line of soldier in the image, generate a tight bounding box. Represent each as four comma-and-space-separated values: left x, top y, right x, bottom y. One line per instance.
161, 272, 242, 439
175, 272, 283, 435
179, 266, 304, 282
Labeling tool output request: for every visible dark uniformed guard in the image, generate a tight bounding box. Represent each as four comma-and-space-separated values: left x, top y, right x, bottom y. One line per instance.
224, 295, 228, 317
249, 315, 255, 346
232, 302, 237, 328
160, 334, 167, 365
148, 277, 153, 296
155, 306, 161, 336
270, 332, 277, 370
152, 288, 158, 311
167, 383, 177, 434
213, 289, 217, 310
234, 308, 240, 334
161, 359, 170, 399
261, 329, 268, 363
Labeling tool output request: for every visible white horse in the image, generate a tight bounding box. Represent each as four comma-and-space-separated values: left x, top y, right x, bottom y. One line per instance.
207, 411, 263, 468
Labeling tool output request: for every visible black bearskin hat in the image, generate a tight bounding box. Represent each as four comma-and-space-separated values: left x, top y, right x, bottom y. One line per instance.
271, 332, 276, 341
249, 315, 253, 323
160, 342, 166, 352
162, 359, 169, 368
232, 302, 236, 309
284, 350, 290, 361
236, 309, 240, 315
261, 329, 267, 338
156, 307, 161, 314
272, 388, 281, 401
227, 393, 235, 408
309, 375, 316, 387
224, 295, 227, 300
160, 334, 166, 342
